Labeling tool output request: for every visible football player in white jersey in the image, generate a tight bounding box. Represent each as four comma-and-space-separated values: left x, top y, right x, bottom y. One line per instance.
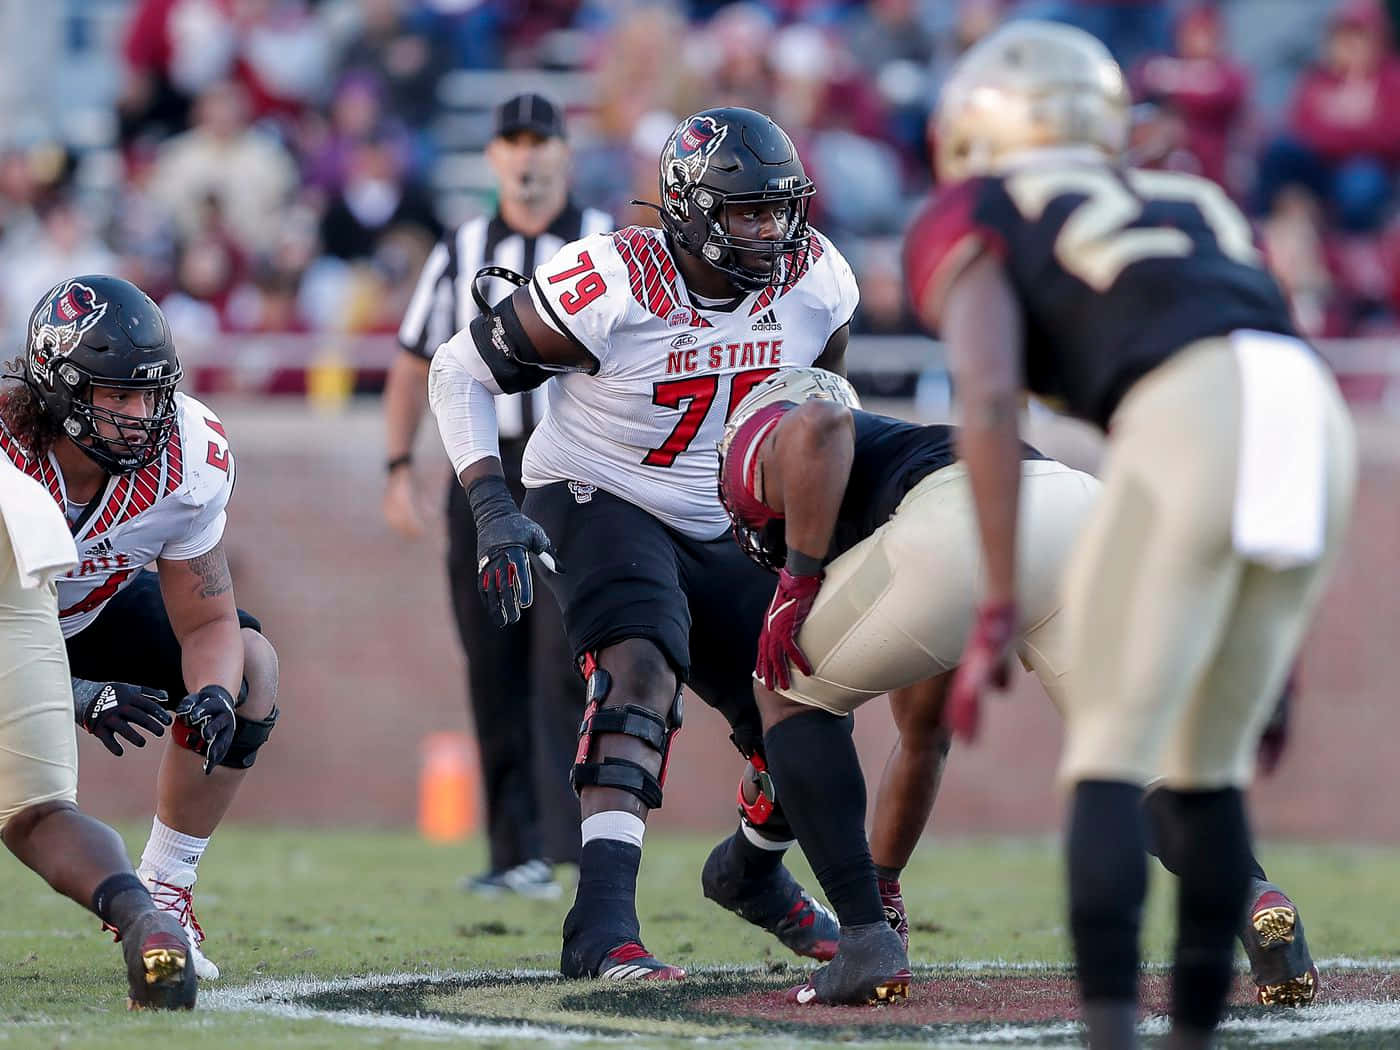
429, 108, 855, 979
0, 276, 281, 981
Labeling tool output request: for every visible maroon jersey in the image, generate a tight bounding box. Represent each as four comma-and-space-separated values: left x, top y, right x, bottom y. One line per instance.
905, 164, 1296, 428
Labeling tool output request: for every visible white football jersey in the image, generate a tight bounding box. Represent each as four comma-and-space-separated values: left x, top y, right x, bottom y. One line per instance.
523, 226, 859, 539
0, 392, 235, 637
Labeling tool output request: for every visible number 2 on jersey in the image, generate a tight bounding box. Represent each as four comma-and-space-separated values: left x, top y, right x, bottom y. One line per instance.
545, 250, 607, 315
643, 368, 777, 468
1003, 168, 1257, 291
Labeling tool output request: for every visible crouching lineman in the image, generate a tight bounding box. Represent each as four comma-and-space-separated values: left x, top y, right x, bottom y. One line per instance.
716, 366, 1098, 1003
910, 23, 1354, 1049
732, 372, 1323, 1009
0, 450, 195, 1009
2, 275, 281, 980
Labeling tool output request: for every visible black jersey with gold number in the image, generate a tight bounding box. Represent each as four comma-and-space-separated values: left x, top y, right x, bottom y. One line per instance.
904, 164, 1296, 428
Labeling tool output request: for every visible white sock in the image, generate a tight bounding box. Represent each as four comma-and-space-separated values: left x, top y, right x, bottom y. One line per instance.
139, 817, 210, 880
741, 820, 795, 851
580, 811, 646, 849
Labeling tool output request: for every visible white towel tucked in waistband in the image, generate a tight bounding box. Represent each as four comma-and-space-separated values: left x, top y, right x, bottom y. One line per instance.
1231, 330, 1327, 569
0, 457, 76, 588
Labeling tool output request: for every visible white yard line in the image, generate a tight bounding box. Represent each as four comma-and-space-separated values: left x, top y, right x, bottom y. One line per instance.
202, 962, 1400, 1046
203, 970, 592, 1044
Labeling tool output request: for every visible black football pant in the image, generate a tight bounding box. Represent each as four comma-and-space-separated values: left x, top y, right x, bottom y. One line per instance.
446, 440, 585, 869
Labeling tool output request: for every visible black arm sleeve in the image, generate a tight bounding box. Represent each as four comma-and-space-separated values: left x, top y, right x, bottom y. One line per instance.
469, 295, 556, 395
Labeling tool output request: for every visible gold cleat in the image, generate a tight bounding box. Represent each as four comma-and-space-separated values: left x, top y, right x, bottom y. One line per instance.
123, 916, 197, 1011
144, 946, 189, 985
1242, 882, 1318, 1009
868, 975, 912, 1005
128, 946, 190, 1010
1257, 966, 1319, 1008
1251, 905, 1298, 950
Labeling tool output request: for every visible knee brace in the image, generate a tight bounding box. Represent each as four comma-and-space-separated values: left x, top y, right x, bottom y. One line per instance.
736, 752, 794, 842
570, 653, 683, 810
218, 705, 280, 770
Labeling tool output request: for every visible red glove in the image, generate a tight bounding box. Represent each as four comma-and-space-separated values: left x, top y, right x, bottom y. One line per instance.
755, 569, 823, 691
946, 601, 1018, 743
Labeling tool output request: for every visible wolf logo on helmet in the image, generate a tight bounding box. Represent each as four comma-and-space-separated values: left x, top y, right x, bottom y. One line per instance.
664, 115, 729, 220
29, 280, 109, 384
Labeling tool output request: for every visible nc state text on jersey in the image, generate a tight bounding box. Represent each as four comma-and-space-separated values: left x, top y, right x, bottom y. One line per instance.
66, 552, 132, 578
666, 339, 784, 376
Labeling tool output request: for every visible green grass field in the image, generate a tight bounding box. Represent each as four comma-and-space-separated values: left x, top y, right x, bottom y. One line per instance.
3, 827, 1399, 1049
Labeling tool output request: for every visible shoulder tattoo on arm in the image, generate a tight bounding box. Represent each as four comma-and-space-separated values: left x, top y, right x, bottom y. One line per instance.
187, 544, 233, 598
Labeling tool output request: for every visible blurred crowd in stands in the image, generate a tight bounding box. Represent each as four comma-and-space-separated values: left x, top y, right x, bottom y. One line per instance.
2, 0, 1400, 361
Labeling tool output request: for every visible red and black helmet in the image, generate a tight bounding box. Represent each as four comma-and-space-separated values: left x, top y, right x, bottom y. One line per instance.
24, 275, 181, 474
658, 107, 815, 291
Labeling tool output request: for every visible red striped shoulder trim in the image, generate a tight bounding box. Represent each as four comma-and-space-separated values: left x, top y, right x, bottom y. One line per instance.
163, 424, 184, 496
87, 423, 186, 539
749, 237, 825, 316
609, 227, 713, 328
0, 416, 63, 506
85, 476, 133, 540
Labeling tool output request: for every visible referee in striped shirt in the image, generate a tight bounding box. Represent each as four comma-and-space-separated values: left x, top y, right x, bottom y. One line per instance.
384, 93, 611, 897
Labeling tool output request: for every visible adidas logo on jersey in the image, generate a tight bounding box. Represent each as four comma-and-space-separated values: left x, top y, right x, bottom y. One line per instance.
751, 310, 781, 332
86, 538, 115, 558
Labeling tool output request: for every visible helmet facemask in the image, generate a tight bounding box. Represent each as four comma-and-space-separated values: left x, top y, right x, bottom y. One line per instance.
54, 360, 181, 474
693, 182, 815, 290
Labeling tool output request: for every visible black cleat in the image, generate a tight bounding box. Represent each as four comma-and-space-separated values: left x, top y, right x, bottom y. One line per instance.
1240, 880, 1319, 1007
122, 910, 196, 1010
702, 836, 839, 960
560, 905, 685, 980
786, 921, 912, 1005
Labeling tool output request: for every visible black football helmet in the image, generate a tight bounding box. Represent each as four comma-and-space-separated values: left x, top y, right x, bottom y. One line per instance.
23, 275, 181, 474
657, 107, 815, 290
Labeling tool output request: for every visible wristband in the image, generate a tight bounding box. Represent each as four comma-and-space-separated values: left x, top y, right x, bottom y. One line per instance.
386, 453, 413, 474
784, 548, 824, 577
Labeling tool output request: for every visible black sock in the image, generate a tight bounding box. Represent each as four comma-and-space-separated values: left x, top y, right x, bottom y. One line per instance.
564, 838, 642, 942
763, 710, 883, 928
1145, 786, 1267, 882
874, 864, 902, 883
92, 872, 152, 934
1068, 780, 1147, 1005
1155, 788, 1252, 1032
726, 825, 786, 880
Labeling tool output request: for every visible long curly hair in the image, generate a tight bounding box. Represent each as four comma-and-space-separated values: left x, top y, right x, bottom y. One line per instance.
0, 359, 61, 459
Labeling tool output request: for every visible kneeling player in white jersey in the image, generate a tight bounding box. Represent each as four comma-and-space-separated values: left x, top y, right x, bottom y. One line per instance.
1, 276, 281, 980
430, 108, 856, 979
716, 367, 1098, 1002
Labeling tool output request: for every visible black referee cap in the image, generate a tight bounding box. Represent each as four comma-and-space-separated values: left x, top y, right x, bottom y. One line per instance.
493, 93, 566, 140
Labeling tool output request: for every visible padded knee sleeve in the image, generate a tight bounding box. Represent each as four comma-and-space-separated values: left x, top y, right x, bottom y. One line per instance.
219, 705, 280, 770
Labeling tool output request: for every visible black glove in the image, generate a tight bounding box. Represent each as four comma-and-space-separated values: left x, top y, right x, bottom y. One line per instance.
74, 679, 171, 757
467, 474, 560, 628
174, 685, 238, 774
